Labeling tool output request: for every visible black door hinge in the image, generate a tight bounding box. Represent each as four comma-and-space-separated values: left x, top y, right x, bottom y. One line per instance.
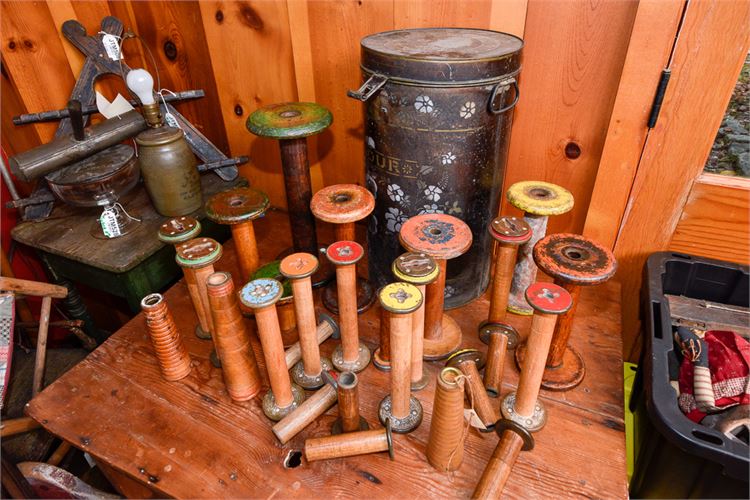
647, 69, 671, 129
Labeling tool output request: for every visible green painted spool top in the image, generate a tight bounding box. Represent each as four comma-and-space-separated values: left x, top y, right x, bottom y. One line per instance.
246, 102, 332, 139
251, 260, 293, 303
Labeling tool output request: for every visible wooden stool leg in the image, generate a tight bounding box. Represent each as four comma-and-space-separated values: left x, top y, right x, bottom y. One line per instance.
32, 296, 52, 397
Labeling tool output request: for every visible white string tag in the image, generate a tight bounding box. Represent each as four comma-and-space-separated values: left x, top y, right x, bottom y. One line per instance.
464, 408, 488, 431
101, 34, 123, 61
159, 89, 182, 129
100, 207, 121, 238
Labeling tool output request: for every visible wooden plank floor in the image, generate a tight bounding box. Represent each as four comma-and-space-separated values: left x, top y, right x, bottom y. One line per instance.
26, 210, 627, 499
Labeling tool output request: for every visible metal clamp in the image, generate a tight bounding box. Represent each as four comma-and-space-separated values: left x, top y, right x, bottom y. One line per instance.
494, 418, 535, 451
347, 74, 389, 102
488, 78, 519, 115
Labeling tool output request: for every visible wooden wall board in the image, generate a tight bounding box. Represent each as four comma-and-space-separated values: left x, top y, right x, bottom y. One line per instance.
583, 0, 685, 249
304, 0, 394, 190
615, 0, 750, 359
1, 67, 41, 159
669, 174, 750, 265
488, 0, 527, 38
394, 0, 494, 29
1, 1, 76, 142
124, 0, 230, 155
499, 0, 639, 235
200, 0, 299, 209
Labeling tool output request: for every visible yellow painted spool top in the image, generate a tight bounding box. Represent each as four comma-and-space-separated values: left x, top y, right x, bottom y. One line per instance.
379, 282, 423, 314
506, 181, 574, 216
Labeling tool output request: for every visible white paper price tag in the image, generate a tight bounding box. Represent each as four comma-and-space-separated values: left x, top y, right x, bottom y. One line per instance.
464, 408, 489, 431
164, 112, 181, 129
100, 207, 121, 238
102, 34, 122, 61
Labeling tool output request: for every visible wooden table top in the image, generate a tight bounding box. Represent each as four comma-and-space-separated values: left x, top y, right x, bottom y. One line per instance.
26, 210, 627, 499
11, 174, 241, 274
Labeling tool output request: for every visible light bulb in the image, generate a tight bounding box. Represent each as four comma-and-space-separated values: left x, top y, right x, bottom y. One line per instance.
126, 68, 155, 105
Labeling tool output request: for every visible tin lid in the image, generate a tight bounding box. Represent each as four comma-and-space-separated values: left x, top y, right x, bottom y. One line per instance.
135, 126, 184, 147
46, 144, 135, 185
360, 28, 523, 85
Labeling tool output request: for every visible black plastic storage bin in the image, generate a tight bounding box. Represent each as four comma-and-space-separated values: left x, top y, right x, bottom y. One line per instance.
630, 252, 749, 499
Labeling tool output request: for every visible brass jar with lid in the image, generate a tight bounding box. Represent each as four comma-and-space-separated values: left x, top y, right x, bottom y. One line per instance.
135, 126, 202, 216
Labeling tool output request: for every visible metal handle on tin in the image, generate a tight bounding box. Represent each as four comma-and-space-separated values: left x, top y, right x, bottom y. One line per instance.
489, 78, 519, 115
347, 74, 388, 102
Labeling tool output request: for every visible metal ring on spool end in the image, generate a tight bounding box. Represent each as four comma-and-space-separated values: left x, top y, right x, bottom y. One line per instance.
291, 357, 333, 390
500, 391, 547, 433
378, 394, 423, 434
478, 322, 519, 348
494, 418, 535, 451
331, 343, 371, 373
262, 384, 306, 422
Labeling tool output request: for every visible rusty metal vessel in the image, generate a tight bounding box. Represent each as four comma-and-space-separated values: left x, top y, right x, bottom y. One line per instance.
349, 28, 522, 307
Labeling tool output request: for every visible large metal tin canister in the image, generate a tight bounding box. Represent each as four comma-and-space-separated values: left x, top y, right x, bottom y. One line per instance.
349, 28, 523, 308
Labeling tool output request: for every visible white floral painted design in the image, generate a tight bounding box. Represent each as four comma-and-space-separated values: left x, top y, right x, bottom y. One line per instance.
414, 95, 434, 114
445, 201, 463, 215
385, 207, 407, 233
441, 152, 456, 165
423, 185, 442, 202
459, 101, 476, 119
387, 183, 404, 202
444, 285, 456, 299
418, 203, 443, 215
366, 173, 378, 199
366, 136, 376, 149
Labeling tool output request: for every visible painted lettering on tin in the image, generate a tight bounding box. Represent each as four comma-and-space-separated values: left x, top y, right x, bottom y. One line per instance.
367, 149, 421, 179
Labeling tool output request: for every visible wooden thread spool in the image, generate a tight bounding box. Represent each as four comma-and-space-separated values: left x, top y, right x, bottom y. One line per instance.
426, 367, 466, 472
206, 272, 262, 401
446, 349, 498, 431
399, 214, 472, 360
332, 371, 369, 434
505, 181, 573, 316
249, 260, 298, 346
304, 420, 394, 462
280, 253, 333, 389
327, 241, 370, 373
205, 188, 269, 282
378, 282, 423, 434
175, 237, 223, 344
246, 103, 331, 256
515, 234, 617, 391
484, 331, 508, 398
474, 283, 571, 498
372, 305, 391, 371
311, 184, 376, 314
157, 217, 206, 339
392, 252, 439, 391
272, 372, 338, 444
140, 293, 191, 381
240, 278, 305, 421
478, 216, 531, 348
284, 313, 339, 368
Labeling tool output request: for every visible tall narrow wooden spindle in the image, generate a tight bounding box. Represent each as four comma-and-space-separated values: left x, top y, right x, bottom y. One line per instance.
399, 214, 472, 359
478, 216, 531, 348
311, 184, 376, 314
515, 233, 617, 391
284, 314, 339, 368
392, 252, 439, 391
205, 187, 269, 281
378, 282, 423, 434
474, 283, 572, 498
206, 272, 262, 401
240, 278, 305, 421
373, 305, 391, 371
158, 217, 204, 338
484, 331, 508, 398
505, 181, 573, 316
280, 253, 332, 389
327, 241, 370, 373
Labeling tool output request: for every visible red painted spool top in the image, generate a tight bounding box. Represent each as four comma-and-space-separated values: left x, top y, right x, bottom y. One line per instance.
489, 216, 532, 245
525, 282, 573, 315
326, 241, 364, 266
399, 214, 472, 260
533, 233, 617, 286
310, 184, 375, 224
